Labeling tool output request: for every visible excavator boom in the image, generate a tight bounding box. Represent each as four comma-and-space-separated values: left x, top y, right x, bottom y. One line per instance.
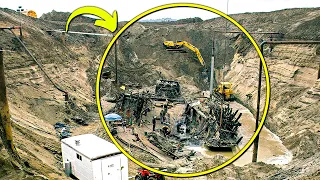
163, 40, 206, 67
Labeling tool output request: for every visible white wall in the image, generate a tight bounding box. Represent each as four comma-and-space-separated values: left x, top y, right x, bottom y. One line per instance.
92, 154, 128, 180
61, 143, 94, 180
92, 160, 102, 180
62, 143, 129, 180
119, 154, 129, 180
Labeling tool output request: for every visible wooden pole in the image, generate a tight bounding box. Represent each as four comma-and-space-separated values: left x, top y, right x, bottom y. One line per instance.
0, 47, 22, 165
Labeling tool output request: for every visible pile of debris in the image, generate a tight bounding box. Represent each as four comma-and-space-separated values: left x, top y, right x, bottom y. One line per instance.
181, 97, 243, 149
147, 132, 179, 159
54, 122, 71, 140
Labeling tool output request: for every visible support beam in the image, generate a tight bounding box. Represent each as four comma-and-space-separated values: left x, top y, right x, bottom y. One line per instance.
318, 64, 320, 79
115, 39, 118, 84
222, 31, 284, 35
209, 39, 215, 96
46, 29, 113, 37
262, 40, 320, 44
0, 47, 22, 165
252, 42, 264, 162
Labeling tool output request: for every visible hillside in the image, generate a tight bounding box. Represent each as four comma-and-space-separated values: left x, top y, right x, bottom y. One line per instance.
0, 6, 320, 179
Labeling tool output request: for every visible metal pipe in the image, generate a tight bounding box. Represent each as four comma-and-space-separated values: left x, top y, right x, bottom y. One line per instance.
0, 47, 22, 163
46, 29, 113, 37
263, 40, 320, 44
0, 26, 22, 30
252, 40, 320, 162
211, 30, 284, 35
18, 6, 23, 39
224, 31, 284, 35
8, 29, 67, 94
209, 39, 215, 96
115, 39, 118, 84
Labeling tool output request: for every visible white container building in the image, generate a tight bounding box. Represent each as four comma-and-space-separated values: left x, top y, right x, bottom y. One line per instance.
61, 134, 128, 180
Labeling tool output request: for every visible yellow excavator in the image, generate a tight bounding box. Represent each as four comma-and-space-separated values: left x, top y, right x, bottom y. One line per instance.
163, 40, 235, 101
214, 82, 235, 101
163, 40, 206, 67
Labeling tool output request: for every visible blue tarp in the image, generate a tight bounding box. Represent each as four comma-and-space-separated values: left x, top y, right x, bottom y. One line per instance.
104, 113, 122, 121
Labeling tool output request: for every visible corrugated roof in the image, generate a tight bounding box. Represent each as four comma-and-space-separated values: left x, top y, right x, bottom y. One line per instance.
61, 134, 121, 160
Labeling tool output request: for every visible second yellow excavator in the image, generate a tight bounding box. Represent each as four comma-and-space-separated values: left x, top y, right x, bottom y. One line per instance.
163, 40, 206, 67
214, 82, 235, 101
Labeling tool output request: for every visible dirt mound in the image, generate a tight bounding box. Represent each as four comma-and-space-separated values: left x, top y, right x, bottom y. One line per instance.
40, 10, 95, 23
289, 16, 320, 40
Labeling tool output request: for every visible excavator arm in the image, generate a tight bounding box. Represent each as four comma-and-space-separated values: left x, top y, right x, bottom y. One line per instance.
164, 40, 206, 67
180, 41, 206, 66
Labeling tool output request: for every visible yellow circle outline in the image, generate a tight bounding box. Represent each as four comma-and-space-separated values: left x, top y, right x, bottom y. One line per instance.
96, 3, 270, 178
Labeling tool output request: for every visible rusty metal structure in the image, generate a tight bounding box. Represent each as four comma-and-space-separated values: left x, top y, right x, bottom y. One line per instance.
114, 92, 152, 125
182, 98, 242, 149
155, 79, 181, 99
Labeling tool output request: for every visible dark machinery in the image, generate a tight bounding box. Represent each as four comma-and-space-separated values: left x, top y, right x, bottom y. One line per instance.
155, 79, 181, 99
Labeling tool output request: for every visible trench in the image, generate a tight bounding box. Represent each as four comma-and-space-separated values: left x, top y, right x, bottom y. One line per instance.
186, 102, 292, 167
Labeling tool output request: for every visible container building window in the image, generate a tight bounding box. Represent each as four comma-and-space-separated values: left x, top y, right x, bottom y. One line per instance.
76, 153, 82, 161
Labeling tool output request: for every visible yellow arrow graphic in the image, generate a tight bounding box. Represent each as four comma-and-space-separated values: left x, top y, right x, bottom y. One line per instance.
65, 6, 117, 32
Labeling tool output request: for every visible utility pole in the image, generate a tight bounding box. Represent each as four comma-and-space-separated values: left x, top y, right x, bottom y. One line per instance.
115, 39, 118, 85
222, 0, 229, 83
0, 47, 22, 166
252, 53, 262, 162
209, 39, 215, 96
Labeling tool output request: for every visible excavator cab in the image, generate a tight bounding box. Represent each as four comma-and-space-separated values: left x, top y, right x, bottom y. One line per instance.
163, 41, 176, 48
163, 41, 186, 53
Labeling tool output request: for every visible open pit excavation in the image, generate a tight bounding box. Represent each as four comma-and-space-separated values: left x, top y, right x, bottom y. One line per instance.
1, 4, 320, 180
